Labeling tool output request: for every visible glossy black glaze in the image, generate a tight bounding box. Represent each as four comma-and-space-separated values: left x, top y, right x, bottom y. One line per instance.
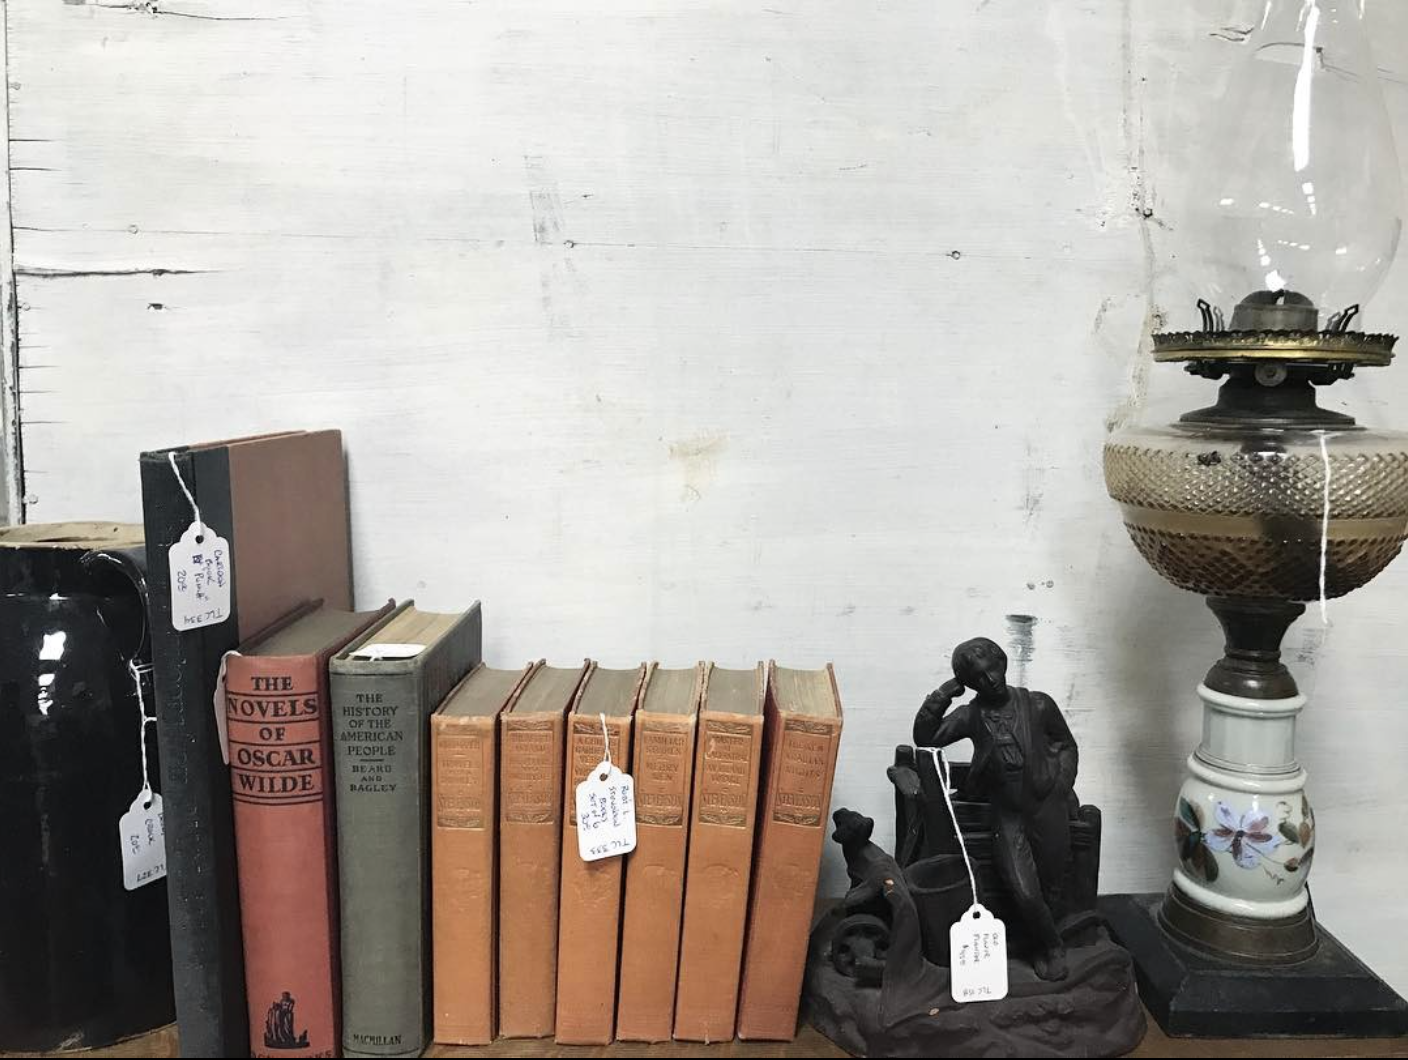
0, 537, 175, 1051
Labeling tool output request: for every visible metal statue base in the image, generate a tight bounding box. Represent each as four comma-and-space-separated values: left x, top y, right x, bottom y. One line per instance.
803, 907, 1145, 1058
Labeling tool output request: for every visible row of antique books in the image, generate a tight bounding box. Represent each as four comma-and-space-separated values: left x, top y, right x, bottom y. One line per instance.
224, 597, 844, 1057
134, 429, 845, 1056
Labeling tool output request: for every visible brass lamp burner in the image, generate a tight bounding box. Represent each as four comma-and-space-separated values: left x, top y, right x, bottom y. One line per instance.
1152, 328, 1397, 367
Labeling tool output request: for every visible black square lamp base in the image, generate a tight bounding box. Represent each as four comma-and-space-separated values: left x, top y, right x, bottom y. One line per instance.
1101, 893, 1408, 1038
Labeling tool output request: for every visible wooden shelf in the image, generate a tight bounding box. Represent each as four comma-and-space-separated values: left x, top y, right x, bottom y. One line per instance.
8, 1017, 1405, 1058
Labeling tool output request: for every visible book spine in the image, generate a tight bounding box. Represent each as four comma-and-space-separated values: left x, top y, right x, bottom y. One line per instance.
331, 668, 429, 1059
616, 713, 696, 1042
555, 716, 631, 1045
140, 447, 250, 1058
430, 713, 497, 1045
420, 605, 484, 717
496, 712, 567, 1038
672, 711, 765, 1042
228, 653, 340, 1058
736, 709, 842, 1040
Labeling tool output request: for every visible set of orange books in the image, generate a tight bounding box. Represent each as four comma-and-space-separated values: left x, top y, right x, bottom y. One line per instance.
432, 659, 844, 1047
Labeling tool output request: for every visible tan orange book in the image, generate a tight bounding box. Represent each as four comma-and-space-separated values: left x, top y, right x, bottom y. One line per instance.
673, 663, 766, 1043
736, 663, 844, 1040
496, 661, 589, 1039
615, 664, 702, 1042
554, 663, 645, 1044
431, 663, 535, 1045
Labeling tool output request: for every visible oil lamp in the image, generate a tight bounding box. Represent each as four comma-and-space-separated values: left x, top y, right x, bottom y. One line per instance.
1101, 0, 1408, 1036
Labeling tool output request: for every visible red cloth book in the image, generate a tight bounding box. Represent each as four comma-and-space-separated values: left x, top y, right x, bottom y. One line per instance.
227, 601, 392, 1059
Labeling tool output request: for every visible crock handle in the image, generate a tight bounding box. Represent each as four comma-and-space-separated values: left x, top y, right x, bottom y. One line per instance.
81, 545, 151, 663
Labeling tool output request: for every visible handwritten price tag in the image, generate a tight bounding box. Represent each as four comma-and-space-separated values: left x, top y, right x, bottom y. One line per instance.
119, 793, 167, 891
168, 521, 231, 631
950, 903, 1008, 1003
575, 761, 636, 862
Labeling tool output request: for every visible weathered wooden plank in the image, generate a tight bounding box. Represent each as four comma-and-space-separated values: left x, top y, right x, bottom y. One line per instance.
0, 9, 18, 523
6, 0, 1408, 997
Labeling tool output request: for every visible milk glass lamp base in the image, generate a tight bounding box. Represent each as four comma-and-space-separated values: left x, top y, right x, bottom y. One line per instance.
1101, 893, 1408, 1038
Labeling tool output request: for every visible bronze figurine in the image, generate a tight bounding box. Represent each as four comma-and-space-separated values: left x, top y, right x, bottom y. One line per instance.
913, 637, 1077, 981
802, 633, 1144, 1058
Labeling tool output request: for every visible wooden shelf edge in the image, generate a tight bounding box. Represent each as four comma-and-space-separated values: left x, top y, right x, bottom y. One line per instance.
5, 1012, 1406, 1057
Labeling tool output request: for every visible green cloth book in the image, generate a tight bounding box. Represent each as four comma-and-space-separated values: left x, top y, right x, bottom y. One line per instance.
330, 601, 482, 1058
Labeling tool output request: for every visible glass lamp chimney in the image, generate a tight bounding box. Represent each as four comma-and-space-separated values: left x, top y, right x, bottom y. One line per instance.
1180, 0, 1403, 330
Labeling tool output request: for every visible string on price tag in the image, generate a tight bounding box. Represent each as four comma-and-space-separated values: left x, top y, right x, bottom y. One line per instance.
575, 712, 637, 862
119, 661, 167, 891
926, 747, 1009, 1003
166, 451, 231, 632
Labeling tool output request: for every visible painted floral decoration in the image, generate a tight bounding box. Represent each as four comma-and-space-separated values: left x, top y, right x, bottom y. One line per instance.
1277, 794, 1316, 873
1206, 802, 1281, 868
1175, 797, 1218, 882
1175, 795, 1316, 882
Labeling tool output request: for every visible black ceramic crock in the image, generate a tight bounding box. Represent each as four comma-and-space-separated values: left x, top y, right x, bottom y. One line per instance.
0, 523, 175, 1051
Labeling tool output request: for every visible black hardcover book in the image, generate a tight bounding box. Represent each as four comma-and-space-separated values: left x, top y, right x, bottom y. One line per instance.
139, 431, 351, 1058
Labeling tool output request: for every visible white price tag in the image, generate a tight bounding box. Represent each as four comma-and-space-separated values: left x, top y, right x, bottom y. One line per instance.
949, 903, 1008, 1003
575, 761, 636, 862
119, 793, 167, 891
350, 642, 426, 661
168, 520, 231, 631
213, 650, 239, 765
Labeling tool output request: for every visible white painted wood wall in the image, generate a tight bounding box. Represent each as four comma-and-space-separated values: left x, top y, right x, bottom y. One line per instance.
7, 0, 1408, 993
